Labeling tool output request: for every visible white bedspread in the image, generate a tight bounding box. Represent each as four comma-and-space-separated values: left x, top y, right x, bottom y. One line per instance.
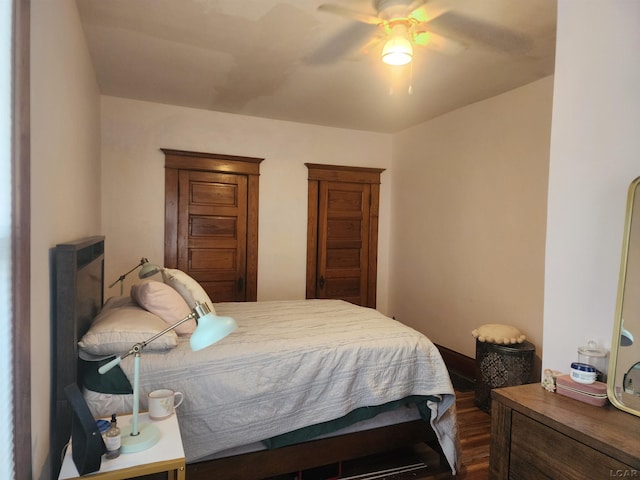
104, 299, 460, 472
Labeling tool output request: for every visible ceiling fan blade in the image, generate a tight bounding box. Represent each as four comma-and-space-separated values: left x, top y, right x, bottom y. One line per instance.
358, 32, 386, 56
304, 22, 380, 65
409, 0, 450, 24
317, 4, 382, 25
414, 30, 467, 56
406, 0, 425, 12
427, 11, 533, 55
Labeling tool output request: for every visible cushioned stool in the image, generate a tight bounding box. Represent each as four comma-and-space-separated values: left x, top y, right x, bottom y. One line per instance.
471, 324, 535, 413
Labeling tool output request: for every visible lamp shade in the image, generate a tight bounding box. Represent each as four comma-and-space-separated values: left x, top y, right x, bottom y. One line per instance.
382, 24, 413, 66
190, 312, 238, 351
139, 259, 161, 279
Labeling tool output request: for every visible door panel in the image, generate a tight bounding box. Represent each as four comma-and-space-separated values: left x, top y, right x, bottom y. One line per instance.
190, 215, 237, 237
177, 170, 247, 302
324, 277, 362, 301
326, 248, 361, 268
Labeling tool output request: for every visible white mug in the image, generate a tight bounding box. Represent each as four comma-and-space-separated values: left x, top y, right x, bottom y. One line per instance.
148, 389, 184, 420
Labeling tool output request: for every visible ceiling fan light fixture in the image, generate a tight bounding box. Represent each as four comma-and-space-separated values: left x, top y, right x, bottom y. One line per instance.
382, 24, 413, 65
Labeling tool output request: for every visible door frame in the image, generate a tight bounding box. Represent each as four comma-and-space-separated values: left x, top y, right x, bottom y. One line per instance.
13, 0, 32, 477
163, 149, 263, 301
305, 163, 384, 307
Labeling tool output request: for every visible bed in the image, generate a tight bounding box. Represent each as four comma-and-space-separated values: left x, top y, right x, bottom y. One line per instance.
52, 236, 460, 479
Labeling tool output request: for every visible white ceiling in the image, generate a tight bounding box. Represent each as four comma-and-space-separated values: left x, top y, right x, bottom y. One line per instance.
76, 0, 557, 133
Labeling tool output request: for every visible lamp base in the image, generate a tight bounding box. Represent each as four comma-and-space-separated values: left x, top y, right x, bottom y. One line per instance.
120, 423, 161, 453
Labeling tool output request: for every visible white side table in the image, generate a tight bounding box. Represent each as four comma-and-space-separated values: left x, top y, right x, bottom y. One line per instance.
58, 412, 186, 480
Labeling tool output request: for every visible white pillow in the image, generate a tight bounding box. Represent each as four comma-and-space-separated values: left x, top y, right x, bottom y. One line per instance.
78, 296, 178, 356
161, 268, 215, 313
131, 281, 195, 336
471, 324, 526, 345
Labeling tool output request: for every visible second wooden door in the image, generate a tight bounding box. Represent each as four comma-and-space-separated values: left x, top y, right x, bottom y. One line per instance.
306, 164, 384, 308
317, 181, 371, 305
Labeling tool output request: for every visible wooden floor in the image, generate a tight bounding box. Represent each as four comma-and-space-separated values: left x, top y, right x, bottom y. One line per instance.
443, 389, 491, 480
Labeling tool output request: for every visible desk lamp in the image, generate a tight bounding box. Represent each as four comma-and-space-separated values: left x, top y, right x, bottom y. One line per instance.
98, 302, 237, 453
109, 258, 161, 295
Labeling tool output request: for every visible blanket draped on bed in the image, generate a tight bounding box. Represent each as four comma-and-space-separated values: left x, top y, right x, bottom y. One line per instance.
97, 299, 460, 472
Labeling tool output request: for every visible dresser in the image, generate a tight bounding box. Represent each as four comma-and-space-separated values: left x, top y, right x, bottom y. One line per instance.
490, 383, 640, 479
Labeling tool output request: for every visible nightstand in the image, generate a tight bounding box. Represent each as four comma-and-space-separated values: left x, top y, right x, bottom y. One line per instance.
58, 412, 186, 480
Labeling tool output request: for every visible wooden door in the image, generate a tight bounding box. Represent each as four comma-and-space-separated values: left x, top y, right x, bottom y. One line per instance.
177, 170, 248, 301
164, 149, 262, 302
306, 164, 384, 308
317, 181, 370, 305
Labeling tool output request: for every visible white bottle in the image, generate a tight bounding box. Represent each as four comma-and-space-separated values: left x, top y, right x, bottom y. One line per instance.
104, 414, 121, 459
626, 378, 635, 395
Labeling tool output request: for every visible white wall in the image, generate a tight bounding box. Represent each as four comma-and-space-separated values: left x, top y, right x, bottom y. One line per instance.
390, 77, 553, 361
543, 1, 640, 372
30, 0, 101, 477
100, 97, 393, 312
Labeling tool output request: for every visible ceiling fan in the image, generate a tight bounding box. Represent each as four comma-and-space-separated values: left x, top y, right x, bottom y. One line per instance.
314, 0, 532, 66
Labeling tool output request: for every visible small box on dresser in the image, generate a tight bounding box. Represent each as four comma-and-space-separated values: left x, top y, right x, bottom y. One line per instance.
556, 374, 608, 406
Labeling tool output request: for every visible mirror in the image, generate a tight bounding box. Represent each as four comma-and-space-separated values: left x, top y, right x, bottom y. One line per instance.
608, 176, 640, 415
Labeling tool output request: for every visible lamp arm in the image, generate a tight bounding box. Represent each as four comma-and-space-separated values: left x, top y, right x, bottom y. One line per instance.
107, 258, 146, 288
142, 311, 196, 346
98, 343, 140, 374
98, 310, 198, 375
107, 274, 127, 289
98, 355, 124, 374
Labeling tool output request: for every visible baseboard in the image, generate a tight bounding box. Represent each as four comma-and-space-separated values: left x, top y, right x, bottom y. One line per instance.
435, 344, 476, 381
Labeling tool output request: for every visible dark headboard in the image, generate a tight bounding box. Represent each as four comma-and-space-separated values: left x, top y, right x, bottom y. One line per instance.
51, 236, 105, 479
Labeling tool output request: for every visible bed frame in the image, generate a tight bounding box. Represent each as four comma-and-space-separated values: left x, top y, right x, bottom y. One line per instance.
52, 236, 449, 480
51, 236, 105, 479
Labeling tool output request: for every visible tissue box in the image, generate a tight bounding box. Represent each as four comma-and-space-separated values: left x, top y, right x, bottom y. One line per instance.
556, 374, 608, 407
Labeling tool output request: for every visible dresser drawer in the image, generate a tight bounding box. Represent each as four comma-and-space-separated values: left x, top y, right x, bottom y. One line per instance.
509, 411, 632, 480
